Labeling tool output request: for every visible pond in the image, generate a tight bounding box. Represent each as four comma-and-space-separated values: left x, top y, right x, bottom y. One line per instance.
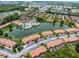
7, 23, 70, 39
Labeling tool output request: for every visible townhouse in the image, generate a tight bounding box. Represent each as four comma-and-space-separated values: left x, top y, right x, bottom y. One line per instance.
29, 36, 79, 58
46, 39, 63, 49
54, 29, 65, 35
22, 28, 79, 45
29, 46, 47, 58
75, 23, 79, 29
41, 31, 53, 37
0, 38, 16, 48
65, 28, 78, 34
64, 36, 79, 43
22, 34, 41, 44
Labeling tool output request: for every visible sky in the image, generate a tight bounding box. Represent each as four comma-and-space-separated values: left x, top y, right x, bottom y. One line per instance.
1, 0, 79, 1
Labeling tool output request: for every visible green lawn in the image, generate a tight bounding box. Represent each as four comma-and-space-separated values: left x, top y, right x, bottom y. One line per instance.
42, 43, 79, 58
2, 24, 16, 32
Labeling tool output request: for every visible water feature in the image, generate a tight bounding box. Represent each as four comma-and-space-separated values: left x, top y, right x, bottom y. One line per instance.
7, 23, 70, 39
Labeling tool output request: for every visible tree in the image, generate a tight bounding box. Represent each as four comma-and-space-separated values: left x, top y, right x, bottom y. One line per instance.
12, 47, 17, 53
16, 39, 22, 45
42, 49, 53, 58
53, 19, 56, 26
0, 29, 3, 36
8, 25, 13, 32
36, 17, 44, 22
75, 42, 79, 53
1, 13, 20, 25
17, 45, 23, 51
60, 20, 64, 27
4, 33, 8, 37
25, 52, 31, 58
68, 21, 75, 27
14, 39, 23, 52
0, 45, 4, 49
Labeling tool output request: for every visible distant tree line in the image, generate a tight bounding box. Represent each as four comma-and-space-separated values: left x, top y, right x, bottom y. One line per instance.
1, 13, 20, 24
46, 10, 79, 16
0, 5, 27, 13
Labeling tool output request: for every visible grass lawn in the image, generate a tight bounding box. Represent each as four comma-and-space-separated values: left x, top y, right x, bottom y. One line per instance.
42, 42, 79, 58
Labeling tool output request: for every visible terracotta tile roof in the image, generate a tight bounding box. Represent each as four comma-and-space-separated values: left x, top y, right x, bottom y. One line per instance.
0, 22, 11, 29
65, 28, 78, 33
75, 23, 79, 29
13, 20, 22, 25
41, 31, 53, 37
54, 29, 65, 34
0, 38, 16, 47
70, 16, 76, 20
64, 37, 79, 43
22, 34, 41, 44
30, 46, 47, 57
46, 39, 63, 48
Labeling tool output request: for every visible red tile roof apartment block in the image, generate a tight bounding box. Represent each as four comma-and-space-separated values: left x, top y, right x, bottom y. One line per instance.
41, 31, 53, 37
64, 37, 79, 43
22, 34, 41, 44
28, 36, 79, 58
30, 46, 47, 57
0, 38, 16, 48
75, 23, 79, 29
65, 28, 78, 33
46, 39, 63, 48
13, 20, 22, 25
0, 22, 11, 29
54, 29, 65, 34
